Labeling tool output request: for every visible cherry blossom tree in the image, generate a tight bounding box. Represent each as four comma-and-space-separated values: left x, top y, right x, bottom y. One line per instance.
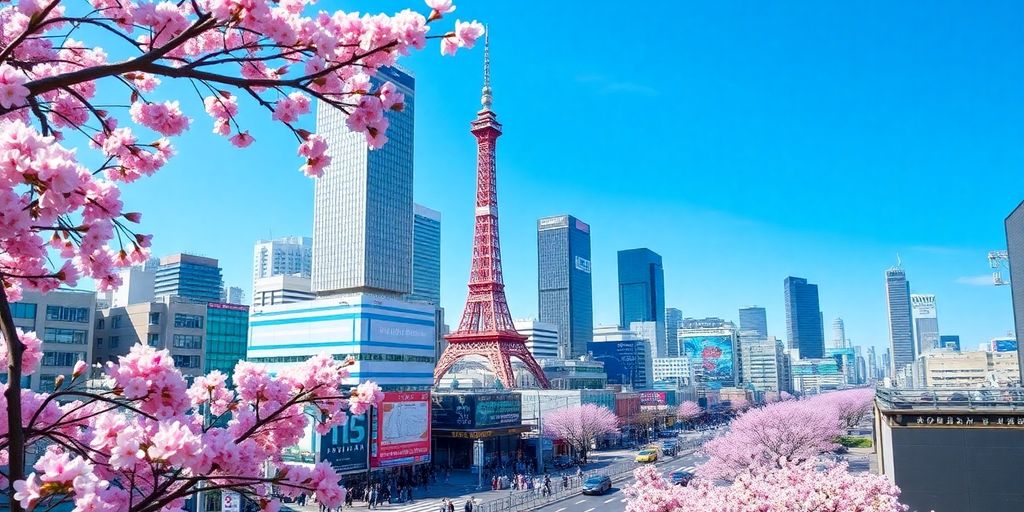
624, 459, 908, 512
676, 401, 701, 424
0, 0, 483, 510
728, 397, 749, 412
698, 399, 842, 481
543, 404, 618, 464
824, 388, 876, 429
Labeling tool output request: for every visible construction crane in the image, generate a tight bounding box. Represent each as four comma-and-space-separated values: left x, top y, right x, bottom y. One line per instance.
989, 250, 1009, 286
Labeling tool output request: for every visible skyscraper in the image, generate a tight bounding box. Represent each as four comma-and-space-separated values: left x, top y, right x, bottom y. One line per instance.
665, 307, 683, 357
866, 345, 878, 381
311, 66, 415, 297
618, 248, 665, 357
154, 253, 222, 303
783, 277, 824, 359
885, 265, 915, 375
1005, 200, 1024, 383
252, 236, 313, 285
831, 317, 846, 348
537, 215, 593, 358
911, 294, 939, 355
738, 306, 768, 340
408, 204, 441, 305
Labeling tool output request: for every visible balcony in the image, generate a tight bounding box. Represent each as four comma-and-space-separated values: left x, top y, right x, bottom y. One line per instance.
876, 387, 1024, 412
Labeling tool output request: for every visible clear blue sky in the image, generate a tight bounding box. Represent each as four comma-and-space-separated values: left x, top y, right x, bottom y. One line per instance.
113, 0, 1024, 355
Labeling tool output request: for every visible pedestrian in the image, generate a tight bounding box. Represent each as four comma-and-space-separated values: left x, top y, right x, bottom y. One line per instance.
464, 497, 475, 512
439, 499, 448, 512
447, 498, 455, 512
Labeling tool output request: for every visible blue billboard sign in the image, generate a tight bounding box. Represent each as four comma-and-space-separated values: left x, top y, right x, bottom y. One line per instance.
320, 412, 370, 475
993, 339, 1018, 352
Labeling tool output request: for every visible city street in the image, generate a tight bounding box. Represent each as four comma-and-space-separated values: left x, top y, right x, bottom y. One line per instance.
532, 453, 706, 512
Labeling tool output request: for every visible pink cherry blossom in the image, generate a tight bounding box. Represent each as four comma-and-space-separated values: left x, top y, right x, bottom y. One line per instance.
129, 101, 191, 136
426, 0, 455, 15
454, 20, 484, 48
298, 134, 331, 177
348, 381, 383, 416
543, 404, 618, 464
0, 64, 29, 109
230, 131, 255, 148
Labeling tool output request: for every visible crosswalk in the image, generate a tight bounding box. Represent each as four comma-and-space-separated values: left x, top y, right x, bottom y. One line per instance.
354, 498, 481, 512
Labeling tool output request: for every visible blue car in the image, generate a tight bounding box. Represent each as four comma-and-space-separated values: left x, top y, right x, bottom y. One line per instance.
582, 475, 612, 495
669, 471, 694, 486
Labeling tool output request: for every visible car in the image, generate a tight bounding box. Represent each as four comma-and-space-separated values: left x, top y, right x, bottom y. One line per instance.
833, 445, 849, 455
635, 449, 658, 463
581, 475, 612, 495
669, 471, 694, 486
661, 441, 679, 457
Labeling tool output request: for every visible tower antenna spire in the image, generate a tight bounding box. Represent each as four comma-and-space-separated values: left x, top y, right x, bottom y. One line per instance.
481, 27, 492, 109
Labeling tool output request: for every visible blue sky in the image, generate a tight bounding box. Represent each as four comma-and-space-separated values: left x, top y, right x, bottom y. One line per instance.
111, 1, 1024, 354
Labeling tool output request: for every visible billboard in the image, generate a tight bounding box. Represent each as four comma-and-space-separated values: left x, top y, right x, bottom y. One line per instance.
371, 391, 431, 468
682, 335, 734, 388
993, 339, 1018, 352
432, 393, 521, 430
320, 412, 370, 474
588, 340, 645, 388
639, 391, 667, 406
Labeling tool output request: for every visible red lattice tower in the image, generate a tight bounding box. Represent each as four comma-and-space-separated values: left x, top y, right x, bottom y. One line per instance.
434, 36, 550, 389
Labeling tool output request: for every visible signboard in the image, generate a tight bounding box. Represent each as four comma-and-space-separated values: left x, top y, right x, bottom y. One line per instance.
208, 302, 249, 312
639, 391, 667, 406
474, 393, 521, 428
574, 256, 592, 274
372, 391, 431, 468
222, 491, 241, 512
574, 219, 590, 233
538, 217, 568, 229
682, 335, 734, 388
893, 414, 1024, 428
320, 412, 369, 474
993, 339, 1018, 352
432, 393, 521, 430
473, 439, 484, 467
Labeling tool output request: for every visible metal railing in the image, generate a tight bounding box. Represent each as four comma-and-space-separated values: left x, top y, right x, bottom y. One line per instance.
473, 437, 709, 512
876, 387, 1024, 411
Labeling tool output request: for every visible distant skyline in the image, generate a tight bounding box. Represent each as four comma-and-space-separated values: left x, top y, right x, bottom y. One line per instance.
104, 1, 1019, 354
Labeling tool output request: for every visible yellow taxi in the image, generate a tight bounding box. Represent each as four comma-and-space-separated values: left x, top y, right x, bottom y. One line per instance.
635, 449, 658, 463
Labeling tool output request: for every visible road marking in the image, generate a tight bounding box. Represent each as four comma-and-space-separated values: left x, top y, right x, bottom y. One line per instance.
604, 498, 617, 503
574, 500, 586, 504
685, 466, 695, 471
555, 508, 566, 512
621, 498, 628, 503
584, 508, 595, 512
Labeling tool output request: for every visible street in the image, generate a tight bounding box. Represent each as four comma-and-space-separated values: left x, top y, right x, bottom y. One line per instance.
531, 452, 706, 512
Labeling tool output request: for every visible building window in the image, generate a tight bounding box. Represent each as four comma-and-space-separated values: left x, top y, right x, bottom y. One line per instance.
110, 336, 120, 348
147, 333, 160, 347
172, 334, 202, 350
45, 306, 89, 323
12, 302, 36, 320
42, 328, 88, 345
38, 375, 58, 392
173, 314, 203, 329
111, 315, 124, 329
96, 318, 104, 330
42, 351, 86, 367
96, 337, 103, 347
149, 312, 161, 325
172, 354, 201, 369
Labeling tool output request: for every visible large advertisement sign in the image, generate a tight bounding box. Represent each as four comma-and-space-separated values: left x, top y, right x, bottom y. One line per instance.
639, 391, 667, 406
993, 339, 1018, 352
371, 392, 431, 468
320, 412, 370, 474
432, 393, 521, 430
683, 335, 734, 388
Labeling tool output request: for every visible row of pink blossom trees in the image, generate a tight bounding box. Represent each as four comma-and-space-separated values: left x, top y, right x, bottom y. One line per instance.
543, 404, 619, 464
626, 388, 907, 511
0, 0, 483, 510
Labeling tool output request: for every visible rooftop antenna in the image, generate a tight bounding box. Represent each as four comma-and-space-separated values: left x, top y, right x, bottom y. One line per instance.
481, 26, 491, 110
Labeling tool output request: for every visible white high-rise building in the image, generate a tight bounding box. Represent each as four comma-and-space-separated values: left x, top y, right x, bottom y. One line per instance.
513, 319, 559, 360
109, 257, 159, 307
252, 236, 313, 284
740, 337, 785, 393
221, 286, 244, 305
831, 317, 846, 348
311, 67, 416, 297
652, 357, 692, 386
252, 275, 315, 307
911, 294, 939, 355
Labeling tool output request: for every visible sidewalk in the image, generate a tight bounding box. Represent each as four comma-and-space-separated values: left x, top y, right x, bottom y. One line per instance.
281, 450, 639, 512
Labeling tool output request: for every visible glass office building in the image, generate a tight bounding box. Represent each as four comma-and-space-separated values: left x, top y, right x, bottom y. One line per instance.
738, 306, 768, 340
408, 204, 441, 305
537, 215, 593, 358
783, 277, 824, 359
885, 267, 915, 373
154, 253, 223, 304
312, 66, 415, 297
617, 248, 665, 357
204, 302, 249, 379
